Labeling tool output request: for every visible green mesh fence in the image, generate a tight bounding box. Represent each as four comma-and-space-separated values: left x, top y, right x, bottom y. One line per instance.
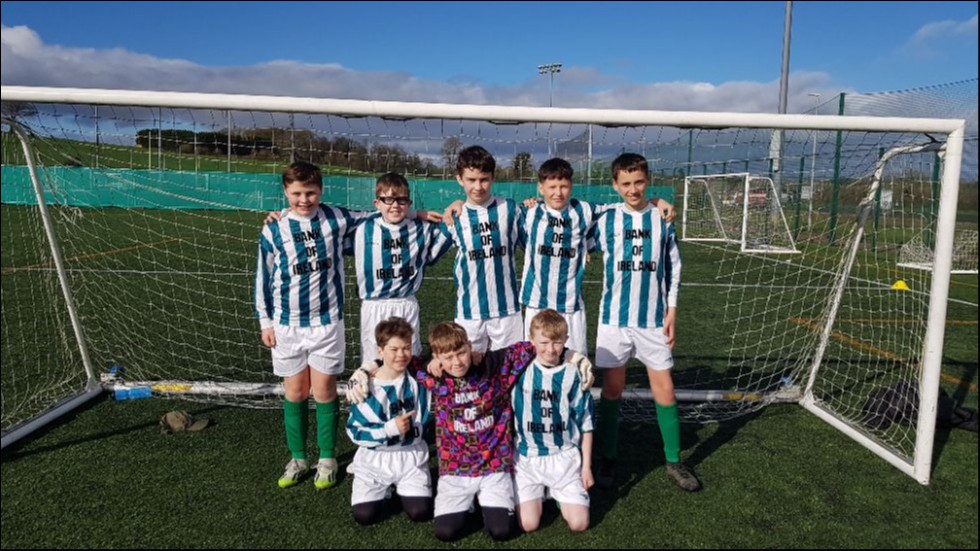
1, 166, 673, 211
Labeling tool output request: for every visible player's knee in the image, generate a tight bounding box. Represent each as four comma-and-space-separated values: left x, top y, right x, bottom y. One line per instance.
566, 515, 589, 533
601, 384, 624, 401
314, 381, 338, 402
283, 387, 308, 402
485, 523, 513, 541
520, 517, 540, 533
434, 513, 466, 542
402, 497, 433, 523
352, 502, 382, 526
651, 383, 675, 403
483, 508, 515, 541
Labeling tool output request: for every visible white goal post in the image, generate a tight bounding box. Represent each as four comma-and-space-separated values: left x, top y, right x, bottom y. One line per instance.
0, 85, 967, 485
898, 229, 978, 275
683, 172, 799, 253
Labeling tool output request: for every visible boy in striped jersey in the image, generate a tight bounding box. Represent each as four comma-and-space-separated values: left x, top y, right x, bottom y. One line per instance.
512, 309, 595, 533
350, 173, 452, 361
441, 146, 525, 356
255, 161, 373, 490
519, 158, 674, 356
345, 318, 433, 525
589, 153, 701, 492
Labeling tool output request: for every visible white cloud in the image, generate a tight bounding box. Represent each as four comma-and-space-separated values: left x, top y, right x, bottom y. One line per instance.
903, 14, 978, 58
2, 24, 840, 114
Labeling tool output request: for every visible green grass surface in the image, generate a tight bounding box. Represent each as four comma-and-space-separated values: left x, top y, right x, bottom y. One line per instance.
1, 397, 976, 548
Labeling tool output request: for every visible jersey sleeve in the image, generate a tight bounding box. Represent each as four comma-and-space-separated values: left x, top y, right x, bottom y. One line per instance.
569, 371, 595, 434
483, 341, 537, 391
664, 222, 681, 308
346, 400, 401, 448
254, 228, 277, 329
425, 222, 455, 265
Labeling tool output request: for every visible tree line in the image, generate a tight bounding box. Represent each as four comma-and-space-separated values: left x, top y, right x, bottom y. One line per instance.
135, 128, 441, 176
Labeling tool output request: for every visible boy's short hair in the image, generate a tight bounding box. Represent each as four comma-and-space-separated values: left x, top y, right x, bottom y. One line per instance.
375, 317, 415, 349
456, 145, 496, 176
611, 153, 649, 181
538, 158, 574, 183
428, 321, 470, 354
283, 161, 323, 188
528, 309, 569, 341
376, 172, 410, 198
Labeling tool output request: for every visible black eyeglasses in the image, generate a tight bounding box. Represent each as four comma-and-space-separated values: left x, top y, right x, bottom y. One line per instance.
377, 196, 412, 206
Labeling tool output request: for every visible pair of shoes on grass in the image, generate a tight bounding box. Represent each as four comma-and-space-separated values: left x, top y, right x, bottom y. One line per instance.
277, 458, 338, 490
594, 457, 702, 492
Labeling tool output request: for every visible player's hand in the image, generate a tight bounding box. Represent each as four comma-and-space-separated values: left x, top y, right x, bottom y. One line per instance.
582, 466, 595, 490
415, 210, 442, 223
442, 200, 465, 227
654, 198, 676, 222
263, 210, 283, 225
346, 361, 378, 405
663, 308, 676, 349
395, 410, 415, 435
567, 351, 594, 390
346, 370, 370, 405
522, 197, 540, 209
426, 358, 445, 377
261, 328, 276, 348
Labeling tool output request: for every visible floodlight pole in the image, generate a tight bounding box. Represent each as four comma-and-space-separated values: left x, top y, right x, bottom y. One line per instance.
538, 63, 562, 156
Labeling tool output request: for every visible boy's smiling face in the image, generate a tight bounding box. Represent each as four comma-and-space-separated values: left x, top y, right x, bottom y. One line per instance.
374, 187, 412, 224
378, 336, 413, 373
530, 329, 566, 367
284, 181, 322, 217
612, 169, 649, 211
434, 343, 473, 378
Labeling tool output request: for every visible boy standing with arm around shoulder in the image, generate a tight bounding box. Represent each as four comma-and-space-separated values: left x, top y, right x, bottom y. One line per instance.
352, 172, 452, 361
590, 153, 701, 492
254, 161, 371, 490
442, 146, 525, 355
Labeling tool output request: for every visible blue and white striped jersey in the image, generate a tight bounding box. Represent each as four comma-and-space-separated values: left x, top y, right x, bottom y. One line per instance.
512, 360, 594, 458
589, 204, 681, 328
254, 205, 369, 328
442, 197, 523, 320
346, 373, 430, 450
519, 199, 611, 313
349, 215, 452, 300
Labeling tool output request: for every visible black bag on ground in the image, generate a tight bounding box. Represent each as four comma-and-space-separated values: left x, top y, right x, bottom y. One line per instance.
860, 379, 977, 432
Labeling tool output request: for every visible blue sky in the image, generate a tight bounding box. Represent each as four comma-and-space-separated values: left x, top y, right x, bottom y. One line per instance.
1, 1, 976, 113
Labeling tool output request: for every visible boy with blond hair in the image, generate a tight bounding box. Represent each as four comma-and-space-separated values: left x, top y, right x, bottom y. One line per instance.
512, 309, 595, 533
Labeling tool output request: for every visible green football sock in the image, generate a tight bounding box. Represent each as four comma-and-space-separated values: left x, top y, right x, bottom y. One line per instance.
599, 397, 622, 460
316, 400, 339, 460
283, 398, 308, 460
656, 402, 682, 464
